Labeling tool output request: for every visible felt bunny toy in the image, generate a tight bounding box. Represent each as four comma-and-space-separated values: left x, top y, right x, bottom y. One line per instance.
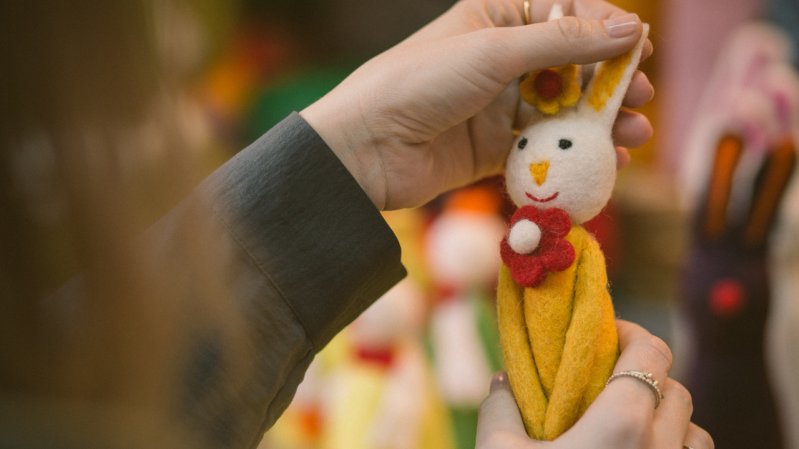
675, 23, 799, 449
680, 134, 795, 449
496, 13, 649, 440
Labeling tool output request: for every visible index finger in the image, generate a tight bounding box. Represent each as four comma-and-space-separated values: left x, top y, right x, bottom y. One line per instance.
530, 0, 654, 63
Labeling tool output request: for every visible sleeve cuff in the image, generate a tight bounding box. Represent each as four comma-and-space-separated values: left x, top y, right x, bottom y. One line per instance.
200, 112, 406, 350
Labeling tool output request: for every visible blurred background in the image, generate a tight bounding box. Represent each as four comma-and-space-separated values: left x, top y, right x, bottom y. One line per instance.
192, 1, 799, 447
2, 0, 798, 448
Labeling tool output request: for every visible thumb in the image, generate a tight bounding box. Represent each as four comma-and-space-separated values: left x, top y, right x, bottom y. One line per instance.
476, 372, 534, 448
488, 13, 644, 81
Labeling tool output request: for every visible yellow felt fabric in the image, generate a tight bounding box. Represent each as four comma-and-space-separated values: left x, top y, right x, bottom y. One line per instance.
524, 236, 580, 398
322, 362, 384, 449
321, 357, 454, 449
587, 50, 633, 112
519, 64, 581, 116
497, 264, 548, 438
497, 226, 618, 440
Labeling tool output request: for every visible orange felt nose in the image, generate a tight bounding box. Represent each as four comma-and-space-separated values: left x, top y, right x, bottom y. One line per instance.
530, 161, 550, 186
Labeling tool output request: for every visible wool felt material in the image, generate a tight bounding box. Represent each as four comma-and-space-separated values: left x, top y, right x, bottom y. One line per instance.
504, 114, 618, 224
519, 64, 581, 116
505, 25, 649, 224
500, 206, 575, 287
498, 225, 617, 440
497, 20, 649, 441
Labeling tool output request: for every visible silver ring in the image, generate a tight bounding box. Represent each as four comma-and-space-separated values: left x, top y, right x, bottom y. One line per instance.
606, 370, 664, 409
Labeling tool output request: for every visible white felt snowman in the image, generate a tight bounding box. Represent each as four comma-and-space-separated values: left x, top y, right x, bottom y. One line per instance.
426, 188, 505, 407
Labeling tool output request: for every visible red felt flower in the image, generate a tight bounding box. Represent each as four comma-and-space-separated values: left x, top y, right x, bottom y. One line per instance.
500, 206, 575, 287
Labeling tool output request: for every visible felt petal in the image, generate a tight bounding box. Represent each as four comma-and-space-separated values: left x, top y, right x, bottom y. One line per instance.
544, 239, 576, 272
512, 261, 546, 288
539, 208, 572, 238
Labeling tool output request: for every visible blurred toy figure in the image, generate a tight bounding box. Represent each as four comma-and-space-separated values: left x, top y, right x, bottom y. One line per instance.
262, 207, 440, 449
763, 37, 799, 449
259, 339, 344, 449
262, 278, 451, 449
322, 279, 453, 449
425, 187, 506, 449
678, 23, 799, 449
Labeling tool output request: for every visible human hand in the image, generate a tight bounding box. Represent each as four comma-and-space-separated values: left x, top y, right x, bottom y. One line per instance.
301, 0, 654, 210
476, 320, 714, 449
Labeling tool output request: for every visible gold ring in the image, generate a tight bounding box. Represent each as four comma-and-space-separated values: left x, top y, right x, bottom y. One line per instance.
606, 370, 664, 409
683, 446, 695, 449
523, 0, 532, 24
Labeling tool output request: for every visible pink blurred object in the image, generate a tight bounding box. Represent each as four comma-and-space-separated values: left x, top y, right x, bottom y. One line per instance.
659, 0, 765, 171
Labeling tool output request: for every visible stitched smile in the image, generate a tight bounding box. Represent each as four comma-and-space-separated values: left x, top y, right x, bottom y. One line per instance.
526, 191, 559, 203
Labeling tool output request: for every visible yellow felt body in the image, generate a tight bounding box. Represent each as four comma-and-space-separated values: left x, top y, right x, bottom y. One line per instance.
524, 229, 582, 398
497, 226, 619, 440
497, 265, 547, 438
321, 354, 455, 449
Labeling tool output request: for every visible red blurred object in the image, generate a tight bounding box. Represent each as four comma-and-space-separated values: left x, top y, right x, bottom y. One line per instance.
534, 69, 564, 101
583, 201, 619, 276
354, 346, 396, 369
709, 278, 747, 317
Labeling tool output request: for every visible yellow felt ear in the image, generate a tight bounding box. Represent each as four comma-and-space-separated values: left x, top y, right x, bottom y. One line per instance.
586, 50, 634, 112
582, 24, 649, 122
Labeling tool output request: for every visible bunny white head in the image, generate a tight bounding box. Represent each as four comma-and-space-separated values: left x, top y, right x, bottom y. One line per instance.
505, 25, 650, 225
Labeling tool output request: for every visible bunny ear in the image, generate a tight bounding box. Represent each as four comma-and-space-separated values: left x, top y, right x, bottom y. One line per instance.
743, 137, 797, 248
702, 134, 744, 241
580, 24, 650, 127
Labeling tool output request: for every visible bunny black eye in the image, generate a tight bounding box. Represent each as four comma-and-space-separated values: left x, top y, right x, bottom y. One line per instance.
517, 137, 528, 150
558, 138, 573, 150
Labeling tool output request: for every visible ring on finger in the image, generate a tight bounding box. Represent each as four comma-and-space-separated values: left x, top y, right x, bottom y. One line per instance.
606, 370, 664, 409
523, 0, 532, 25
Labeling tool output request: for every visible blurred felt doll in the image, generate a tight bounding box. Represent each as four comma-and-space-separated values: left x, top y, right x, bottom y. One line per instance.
677, 22, 799, 449
760, 37, 799, 449
259, 338, 345, 449
320, 278, 453, 449
261, 208, 441, 449
425, 187, 506, 449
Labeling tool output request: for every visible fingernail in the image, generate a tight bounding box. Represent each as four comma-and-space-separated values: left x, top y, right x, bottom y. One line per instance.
490, 372, 508, 392
604, 13, 640, 38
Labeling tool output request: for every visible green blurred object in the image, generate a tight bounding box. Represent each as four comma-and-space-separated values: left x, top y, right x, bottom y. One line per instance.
245, 65, 354, 141
423, 291, 503, 449
449, 407, 479, 449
